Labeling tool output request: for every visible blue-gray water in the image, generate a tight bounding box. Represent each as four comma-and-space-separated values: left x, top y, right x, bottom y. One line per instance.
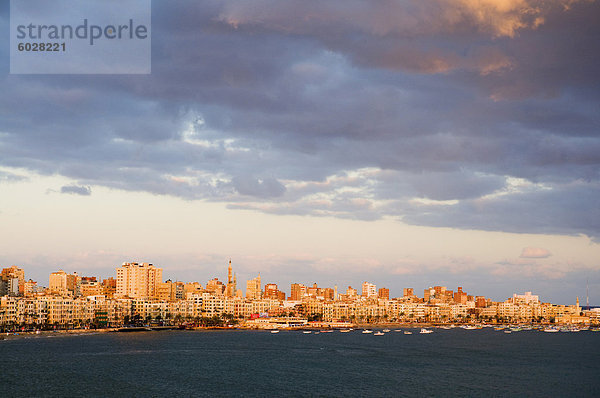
1, 328, 599, 397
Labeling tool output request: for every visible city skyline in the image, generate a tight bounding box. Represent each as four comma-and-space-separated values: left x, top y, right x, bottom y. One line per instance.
0, 260, 592, 306
2, 263, 594, 329
1, 1, 600, 306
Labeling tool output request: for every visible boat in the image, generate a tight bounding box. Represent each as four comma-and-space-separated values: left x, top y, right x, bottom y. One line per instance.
543, 327, 559, 333
404, 331, 412, 335
382, 329, 391, 333
394, 329, 403, 332
362, 330, 373, 334
504, 330, 512, 334
373, 331, 385, 336
339, 329, 351, 333
420, 328, 433, 334
117, 327, 152, 332
270, 330, 279, 334
303, 331, 312, 334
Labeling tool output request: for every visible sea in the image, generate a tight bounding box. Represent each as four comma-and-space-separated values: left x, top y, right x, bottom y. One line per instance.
1, 328, 599, 397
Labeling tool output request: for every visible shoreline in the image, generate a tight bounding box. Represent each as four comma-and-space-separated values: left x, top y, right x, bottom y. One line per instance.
0, 321, 576, 341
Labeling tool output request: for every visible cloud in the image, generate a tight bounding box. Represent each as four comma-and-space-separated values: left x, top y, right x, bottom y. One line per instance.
0, 0, 599, 238
232, 175, 286, 198
520, 247, 552, 258
0, 170, 27, 183
60, 185, 92, 196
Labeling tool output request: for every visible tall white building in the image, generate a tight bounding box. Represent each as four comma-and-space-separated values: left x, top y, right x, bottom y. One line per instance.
49, 270, 68, 294
246, 274, 262, 300
361, 282, 377, 298
512, 291, 539, 304
116, 262, 163, 299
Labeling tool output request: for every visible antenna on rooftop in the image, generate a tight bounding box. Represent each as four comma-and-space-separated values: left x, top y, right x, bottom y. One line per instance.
586, 277, 590, 310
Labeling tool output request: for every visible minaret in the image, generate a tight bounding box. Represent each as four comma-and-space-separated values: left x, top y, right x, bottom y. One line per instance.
228, 259, 232, 284
576, 296, 580, 315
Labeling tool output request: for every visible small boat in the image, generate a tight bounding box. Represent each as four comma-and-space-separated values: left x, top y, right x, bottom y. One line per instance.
504, 330, 512, 334
339, 329, 351, 333
303, 331, 312, 334
404, 331, 412, 335
543, 327, 559, 333
382, 329, 390, 333
420, 328, 433, 334
270, 330, 279, 334
362, 330, 373, 334
321, 330, 333, 333
394, 329, 403, 332
374, 331, 385, 336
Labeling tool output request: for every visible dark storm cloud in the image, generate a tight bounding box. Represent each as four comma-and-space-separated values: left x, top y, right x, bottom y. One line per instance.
0, 1, 599, 237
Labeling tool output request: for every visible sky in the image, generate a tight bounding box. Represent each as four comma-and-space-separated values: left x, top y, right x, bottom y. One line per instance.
1, 0, 599, 304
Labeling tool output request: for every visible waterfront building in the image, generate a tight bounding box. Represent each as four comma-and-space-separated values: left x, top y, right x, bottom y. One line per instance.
246, 275, 261, 300
1, 266, 25, 295
362, 282, 376, 298
346, 286, 358, 298
101, 277, 117, 298
205, 278, 225, 295
116, 262, 162, 299
512, 291, 540, 304
454, 287, 468, 304
48, 270, 68, 295
289, 283, 306, 300
378, 288, 390, 300
264, 283, 286, 300
80, 278, 101, 297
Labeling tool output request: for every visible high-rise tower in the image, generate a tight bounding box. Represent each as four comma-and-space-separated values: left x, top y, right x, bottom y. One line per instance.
225, 259, 236, 298
228, 259, 232, 284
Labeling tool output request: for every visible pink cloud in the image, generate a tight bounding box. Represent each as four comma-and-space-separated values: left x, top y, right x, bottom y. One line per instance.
520, 247, 552, 258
